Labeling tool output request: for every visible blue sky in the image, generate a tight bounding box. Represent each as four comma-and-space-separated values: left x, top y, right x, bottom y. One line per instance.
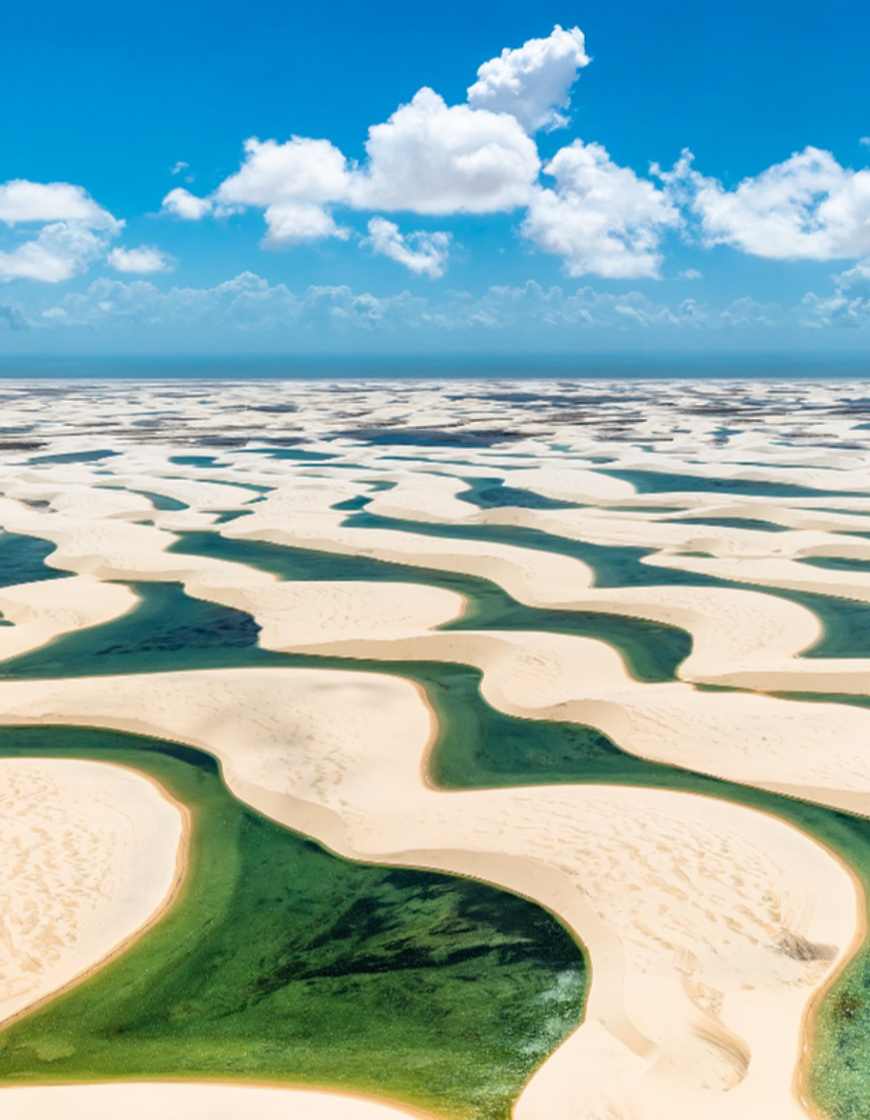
2, 0, 870, 356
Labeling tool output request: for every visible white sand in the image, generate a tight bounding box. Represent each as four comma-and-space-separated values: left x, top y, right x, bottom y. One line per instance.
0, 575, 138, 664
2, 382, 870, 1118
0, 1083, 436, 1120
0, 758, 184, 1027
0, 668, 856, 1120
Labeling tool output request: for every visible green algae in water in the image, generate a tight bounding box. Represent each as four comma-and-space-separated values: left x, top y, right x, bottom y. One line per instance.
8, 534, 870, 1116
0, 727, 585, 1120
4, 586, 870, 1119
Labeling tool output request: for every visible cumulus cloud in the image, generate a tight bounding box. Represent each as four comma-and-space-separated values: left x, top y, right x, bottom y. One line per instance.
161, 187, 214, 220
148, 27, 870, 281
215, 137, 350, 211
0, 180, 119, 229
38, 272, 428, 332
467, 25, 590, 132
107, 245, 174, 274
799, 290, 870, 329
349, 89, 539, 213
834, 258, 870, 289
0, 221, 113, 283
664, 147, 870, 260
19, 271, 800, 335
0, 179, 122, 283
165, 136, 352, 242
365, 218, 451, 277
161, 30, 565, 248
522, 141, 680, 278
261, 203, 349, 245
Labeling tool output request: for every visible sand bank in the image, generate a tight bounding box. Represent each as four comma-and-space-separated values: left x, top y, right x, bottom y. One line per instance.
0, 667, 855, 1120
0, 758, 184, 1027
0, 1083, 436, 1120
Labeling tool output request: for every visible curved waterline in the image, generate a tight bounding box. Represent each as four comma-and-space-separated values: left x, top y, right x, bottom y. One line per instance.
3, 530, 870, 1115
0, 727, 585, 1120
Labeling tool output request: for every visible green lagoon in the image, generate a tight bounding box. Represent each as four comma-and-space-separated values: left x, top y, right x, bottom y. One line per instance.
3, 525, 870, 1116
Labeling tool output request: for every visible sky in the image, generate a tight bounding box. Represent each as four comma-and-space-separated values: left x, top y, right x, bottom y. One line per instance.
2, 0, 870, 359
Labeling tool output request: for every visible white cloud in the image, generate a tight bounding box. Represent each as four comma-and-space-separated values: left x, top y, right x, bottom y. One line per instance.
365, 218, 451, 277
799, 290, 870, 329
467, 25, 590, 132
215, 137, 350, 210
0, 180, 122, 283
0, 180, 119, 230
861, 138, 870, 147
201, 136, 352, 243
162, 187, 214, 220
678, 268, 703, 280
349, 88, 540, 214
107, 245, 174, 274
0, 220, 114, 283
173, 43, 544, 244
664, 147, 870, 260
171, 161, 190, 175
834, 258, 870, 289
20, 271, 799, 334
522, 141, 680, 278
262, 202, 349, 245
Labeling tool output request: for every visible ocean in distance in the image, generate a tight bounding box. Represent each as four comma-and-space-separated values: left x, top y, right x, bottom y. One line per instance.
1, 353, 870, 380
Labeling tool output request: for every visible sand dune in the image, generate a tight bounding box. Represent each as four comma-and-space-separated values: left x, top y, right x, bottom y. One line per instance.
0, 758, 184, 1027
0, 575, 138, 664
1, 381, 870, 1118
0, 667, 856, 1120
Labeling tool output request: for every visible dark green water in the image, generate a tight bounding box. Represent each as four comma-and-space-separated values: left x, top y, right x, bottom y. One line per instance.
0, 532, 70, 587
132, 490, 189, 511
802, 556, 870, 574
168, 455, 221, 468
241, 448, 337, 460
96, 486, 190, 512
5, 525, 870, 1115
458, 477, 581, 511
339, 507, 870, 661
0, 728, 583, 1119
1, 574, 870, 1115
600, 467, 866, 500
29, 449, 118, 465
165, 531, 693, 684
672, 516, 792, 533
